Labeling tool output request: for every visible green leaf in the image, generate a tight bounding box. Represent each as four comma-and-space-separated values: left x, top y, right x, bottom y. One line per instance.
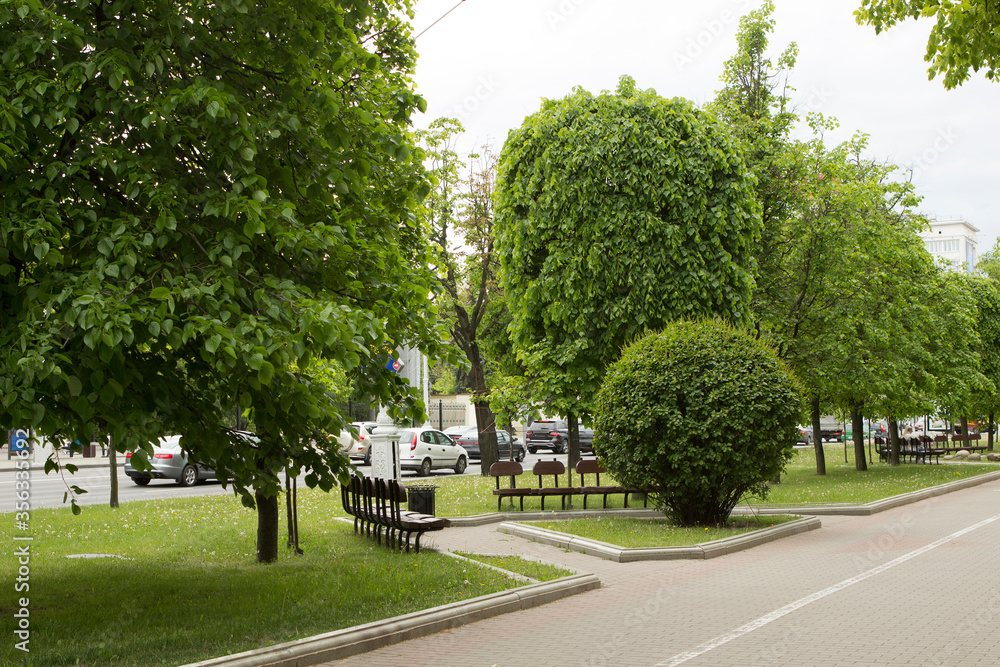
67, 375, 82, 397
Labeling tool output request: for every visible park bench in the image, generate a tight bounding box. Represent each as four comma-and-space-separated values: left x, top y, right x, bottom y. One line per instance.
949, 433, 988, 454
531, 459, 577, 510
574, 459, 647, 509
489, 461, 533, 511
340, 474, 449, 553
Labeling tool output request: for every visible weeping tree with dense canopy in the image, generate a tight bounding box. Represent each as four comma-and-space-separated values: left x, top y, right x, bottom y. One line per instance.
493, 76, 761, 476
0, 0, 457, 562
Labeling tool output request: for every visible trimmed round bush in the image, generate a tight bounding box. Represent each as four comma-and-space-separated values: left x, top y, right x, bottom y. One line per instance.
592, 320, 802, 526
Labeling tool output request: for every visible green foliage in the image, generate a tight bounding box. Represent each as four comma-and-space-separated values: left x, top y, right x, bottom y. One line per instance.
494, 76, 761, 422
592, 320, 802, 526
856, 0, 1000, 88
0, 0, 457, 555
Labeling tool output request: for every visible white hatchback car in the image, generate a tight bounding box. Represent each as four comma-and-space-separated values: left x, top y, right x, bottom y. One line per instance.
397, 427, 469, 476
337, 421, 377, 465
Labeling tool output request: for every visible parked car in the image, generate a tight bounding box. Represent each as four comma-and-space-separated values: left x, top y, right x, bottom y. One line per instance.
795, 426, 813, 447
339, 421, 378, 465
396, 427, 469, 476
124, 435, 216, 487
525, 419, 594, 454
450, 427, 526, 462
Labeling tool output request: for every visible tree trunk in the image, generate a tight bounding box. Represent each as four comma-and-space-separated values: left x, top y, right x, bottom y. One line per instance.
811, 396, 826, 476
468, 352, 498, 476
960, 416, 969, 449
108, 435, 119, 509
566, 412, 580, 509
851, 405, 867, 472
888, 419, 901, 466
256, 488, 279, 563
989, 413, 995, 451
475, 401, 499, 476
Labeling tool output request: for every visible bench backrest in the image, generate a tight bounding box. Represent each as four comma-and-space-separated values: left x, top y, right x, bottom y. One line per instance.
532, 459, 565, 487
935, 434, 949, 443
489, 461, 524, 489
575, 459, 605, 486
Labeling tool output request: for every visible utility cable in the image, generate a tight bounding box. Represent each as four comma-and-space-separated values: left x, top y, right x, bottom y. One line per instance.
415, 0, 467, 40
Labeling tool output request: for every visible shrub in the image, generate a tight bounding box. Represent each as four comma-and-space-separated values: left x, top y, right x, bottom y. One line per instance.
592, 320, 802, 526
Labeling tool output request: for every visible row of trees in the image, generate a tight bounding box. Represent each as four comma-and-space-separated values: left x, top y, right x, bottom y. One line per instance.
427, 1, 1000, 478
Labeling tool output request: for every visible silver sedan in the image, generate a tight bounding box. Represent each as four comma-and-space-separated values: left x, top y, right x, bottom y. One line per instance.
123, 435, 216, 487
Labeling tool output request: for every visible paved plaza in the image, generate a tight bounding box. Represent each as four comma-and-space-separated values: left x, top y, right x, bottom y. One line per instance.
319, 478, 1000, 667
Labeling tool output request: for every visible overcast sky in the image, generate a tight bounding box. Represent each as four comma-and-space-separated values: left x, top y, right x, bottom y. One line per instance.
408, 0, 1000, 252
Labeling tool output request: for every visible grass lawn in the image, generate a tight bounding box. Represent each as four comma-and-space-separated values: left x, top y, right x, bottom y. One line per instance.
452, 552, 574, 581
756, 444, 1000, 505
421, 445, 1000, 516
0, 491, 552, 667
522, 515, 800, 548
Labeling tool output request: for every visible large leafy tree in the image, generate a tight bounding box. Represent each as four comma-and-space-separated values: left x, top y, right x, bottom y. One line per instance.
418, 119, 506, 473
0, 0, 453, 561
494, 75, 761, 474
856, 0, 1000, 88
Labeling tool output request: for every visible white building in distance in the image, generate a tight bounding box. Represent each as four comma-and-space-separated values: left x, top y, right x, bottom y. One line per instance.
919, 218, 979, 274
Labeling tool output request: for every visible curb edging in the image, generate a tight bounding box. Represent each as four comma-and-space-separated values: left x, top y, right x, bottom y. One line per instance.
181, 573, 600, 667
497, 516, 822, 562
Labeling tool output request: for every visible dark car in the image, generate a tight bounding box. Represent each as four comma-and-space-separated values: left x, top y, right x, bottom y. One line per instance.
525, 419, 594, 454
451, 427, 526, 462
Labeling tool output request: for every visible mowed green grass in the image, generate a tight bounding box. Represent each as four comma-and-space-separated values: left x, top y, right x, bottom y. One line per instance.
522, 515, 800, 548
0, 490, 537, 667
756, 444, 1000, 505
425, 444, 1000, 516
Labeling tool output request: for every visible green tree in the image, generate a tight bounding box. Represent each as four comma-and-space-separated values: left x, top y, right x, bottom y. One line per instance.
418, 118, 505, 472
494, 76, 761, 476
856, 0, 1000, 88
0, 0, 453, 561
593, 320, 802, 526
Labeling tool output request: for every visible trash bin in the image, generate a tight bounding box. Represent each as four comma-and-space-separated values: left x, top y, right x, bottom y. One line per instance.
407, 484, 438, 516
82, 444, 97, 458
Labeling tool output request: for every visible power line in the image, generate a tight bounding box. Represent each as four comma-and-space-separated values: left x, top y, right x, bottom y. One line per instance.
414, 0, 467, 40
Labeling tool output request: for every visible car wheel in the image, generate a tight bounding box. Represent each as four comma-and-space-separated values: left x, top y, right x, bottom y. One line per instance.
178, 464, 198, 487
527, 446, 537, 454
454, 456, 467, 474
132, 477, 150, 486
554, 442, 566, 454
417, 458, 432, 477
364, 449, 372, 466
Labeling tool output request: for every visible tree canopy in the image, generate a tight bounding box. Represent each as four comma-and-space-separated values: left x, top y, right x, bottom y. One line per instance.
856, 0, 1000, 88
0, 0, 454, 559
494, 76, 760, 438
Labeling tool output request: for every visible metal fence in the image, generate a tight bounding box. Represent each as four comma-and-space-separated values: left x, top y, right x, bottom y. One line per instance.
428, 401, 470, 431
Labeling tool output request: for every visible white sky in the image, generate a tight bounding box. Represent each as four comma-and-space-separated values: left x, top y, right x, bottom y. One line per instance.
409, 0, 1000, 252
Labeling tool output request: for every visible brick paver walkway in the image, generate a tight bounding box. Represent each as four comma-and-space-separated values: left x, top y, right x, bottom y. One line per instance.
320, 479, 1000, 667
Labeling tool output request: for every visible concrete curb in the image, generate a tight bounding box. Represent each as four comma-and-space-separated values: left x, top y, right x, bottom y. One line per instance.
180, 573, 600, 667
497, 516, 822, 562
750, 469, 1000, 516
